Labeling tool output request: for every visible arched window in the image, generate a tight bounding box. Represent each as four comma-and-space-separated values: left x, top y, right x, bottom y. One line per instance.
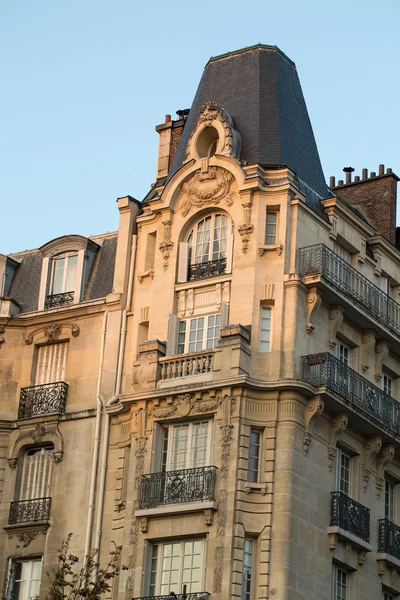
178, 213, 233, 282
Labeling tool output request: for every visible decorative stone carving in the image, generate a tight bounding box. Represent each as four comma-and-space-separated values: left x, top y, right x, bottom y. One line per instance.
26, 322, 80, 345
238, 202, 254, 254
181, 167, 234, 215
329, 215, 338, 241
31, 423, 46, 443
357, 549, 367, 566
303, 397, 324, 455
216, 489, 227, 538
53, 451, 64, 463
375, 340, 389, 382
358, 239, 366, 263
194, 101, 241, 159
16, 531, 40, 547
147, 393, 235, 421
7, 457, 17, 469
328, 414, 348, 471
328, 306, 345, 348
204, 509, 214, 526
134, 437, 147, 491
139, 517, 148, 533
376, 444, 395, 498
213, 546, 224, 593
159, 220, 174, 270
219, 424, 233, 479
137, 270, 154, 284
344, 544, 352, 562
362, 436, 382, 491
361, 330, 375, 373
306, 287, 322, 334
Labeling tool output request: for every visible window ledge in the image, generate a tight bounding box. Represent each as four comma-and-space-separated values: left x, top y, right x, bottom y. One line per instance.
244, 482, 267, 495
258, 244, 283, 257
4, 520, 51, 535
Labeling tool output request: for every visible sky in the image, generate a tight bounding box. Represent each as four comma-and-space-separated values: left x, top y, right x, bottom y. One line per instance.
1, 0, 399, 255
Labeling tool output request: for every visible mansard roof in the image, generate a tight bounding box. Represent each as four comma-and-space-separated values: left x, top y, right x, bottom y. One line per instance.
169, 44, 330, 210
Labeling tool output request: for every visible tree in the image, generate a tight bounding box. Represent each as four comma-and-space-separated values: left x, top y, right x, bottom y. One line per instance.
43, 534, 124, 600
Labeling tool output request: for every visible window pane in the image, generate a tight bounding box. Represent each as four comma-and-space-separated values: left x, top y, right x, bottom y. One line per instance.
52, 257, 65, 294
259, 307, 271, 352
242, 539, 253, 600
65, 254, 77, 292
248, 430, 261, 483
265, 212, 277, 245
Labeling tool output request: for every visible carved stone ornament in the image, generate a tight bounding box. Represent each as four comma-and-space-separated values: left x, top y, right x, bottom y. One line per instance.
376, 444, 395, 498
212, 546, 224, 594
238, 202, 254, 254
303, 397, 324, 455
139, 517, 148, 533
188, 101, 241, 160
362, 436, 382, 492
31, 423, 46, 443
53, 451, 64, 463
219, 424, 233, 479
203, 509, 214, 526
328, 306, 345, 349
375, 340, 389, 382
306, 287, 322, 334
328, 413, 348, 471
26, 322, 80, 345
159, 220, 174, 270
181, 167, 234, 215
361, 330, 375, 373
7, 457, 18, 469
147, 393, 235, 421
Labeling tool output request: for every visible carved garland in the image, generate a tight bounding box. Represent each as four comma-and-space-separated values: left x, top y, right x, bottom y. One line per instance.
26, 322, 80, 345
159, 220, 174, 270
238, 202, 254, 254
180, 167, 235, 217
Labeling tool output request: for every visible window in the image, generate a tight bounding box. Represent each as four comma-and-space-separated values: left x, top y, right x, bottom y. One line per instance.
335, 342, 350, 366
383, 375, 393, 397
333, 341, 350, 390
248, 430, 261, 483
155, 421, 212, 472
335, 448, 351, 496
20, 447, 53, 500
385, 478, 395, 521
50, 253, 78, 296
332, 564, 348, 600
177, 213, 233, 282
147, 539, 205, 596
241, 539, 254, 600
259, 307, 271, 351
7, 558, 42, 600
35, 342, 68, 385
265, 211, 277, 245
383, 592, 394, 600
177, 314, 220, 354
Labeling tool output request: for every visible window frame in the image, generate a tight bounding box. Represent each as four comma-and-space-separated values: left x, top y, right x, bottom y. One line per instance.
19, 446, 54, 501
335, 448, 351, 496
258, 306, 272, 352
49, 252, 78, 296
241, 538, 255, 600
248, 430, 261, 484
6, 557, 43, 600
177, 313, 221, 354
152, 420, 214, 473
332, 563, 348, 600
265, 210, 278, 246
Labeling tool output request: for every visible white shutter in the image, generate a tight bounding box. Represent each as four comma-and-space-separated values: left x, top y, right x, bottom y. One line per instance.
225, 232, 234, 273
35, 342, 68, 385
177, 242, 189, 283
20, 448, 53, 500
151, 423, 165, 473
166, 314, 179, 356
38, 257, 51, 310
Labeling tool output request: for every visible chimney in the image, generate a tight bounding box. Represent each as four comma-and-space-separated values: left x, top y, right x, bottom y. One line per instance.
331, 165, 399, 245
155, 110, 189, 180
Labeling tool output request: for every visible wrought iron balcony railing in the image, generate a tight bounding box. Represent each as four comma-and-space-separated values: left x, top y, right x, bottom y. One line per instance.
159, 351, 214, 380
46, 291, 74, 308
188, 257, 227, 281
330, 491, 370, 543
18, 381, 68, 419
303, 353, 400, 436
139, 466, 217, 510
378, 517, 400, 559
9, 497, 51, 524
133, 594, 210, 600
299, 244, 400, 337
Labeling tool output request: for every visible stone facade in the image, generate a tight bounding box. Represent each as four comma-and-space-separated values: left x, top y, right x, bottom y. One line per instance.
0, 43, 400, 600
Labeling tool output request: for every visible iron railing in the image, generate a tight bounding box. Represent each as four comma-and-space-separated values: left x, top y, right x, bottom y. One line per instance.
133, 594, 210, 600
139, 466, 217, 509
299, 244, 400, 337
159, 352, 214, 380
46, 291, 74, 308
303, 353, 400, 436
18, 381, 68, 419
378, 518, 400, 559
9, 497, 51, 524
330, 491, 370, 542
188, 258, 227, 281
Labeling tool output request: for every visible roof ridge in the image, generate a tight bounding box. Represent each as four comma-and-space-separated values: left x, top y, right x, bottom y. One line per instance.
206, 44, 296, 68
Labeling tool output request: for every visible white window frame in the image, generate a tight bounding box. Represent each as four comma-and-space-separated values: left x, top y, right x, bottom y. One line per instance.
187, 213, 229, 265
383, 374, 393, 397
335, 448, 351, 496
332, 564, 348, 600
259, 306, 272, 352
241, 538, 254, 600
49, 252, 78, 296
7, 558, 43, 600
265, 210, 278, 246
34, 341, 69, 385
248, 430, 261, 484
177, 314, 221, 354
146, 538, 206, 597
384, 478, 396, 522
154, 421, 213, 473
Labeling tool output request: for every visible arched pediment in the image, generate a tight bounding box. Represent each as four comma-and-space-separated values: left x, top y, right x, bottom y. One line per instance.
40, 234, 99, 258
8, 422, 64, 468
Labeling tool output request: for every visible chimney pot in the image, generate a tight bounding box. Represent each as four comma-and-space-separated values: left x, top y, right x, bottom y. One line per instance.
387, 168, 393, 174
379, 164, 385, 176
362, 169, 368, 180
370, 172, 376, 178
330, 176, 336, 187
354, 176, 360, 182
338, 180, 344, 186
165, 114, 171, 123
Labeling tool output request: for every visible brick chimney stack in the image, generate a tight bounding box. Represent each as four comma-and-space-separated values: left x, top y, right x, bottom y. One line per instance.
155, 110, 189, 181
330, 165, 399, 245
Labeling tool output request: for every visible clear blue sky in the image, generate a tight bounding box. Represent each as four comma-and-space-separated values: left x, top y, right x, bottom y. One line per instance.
1, 0, 399, 254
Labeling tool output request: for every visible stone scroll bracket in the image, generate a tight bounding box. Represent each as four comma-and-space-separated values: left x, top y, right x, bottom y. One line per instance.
25, 322, 80, 345
376, 444, 395, 498
238, 200, 254, 254
375, 340, 389, 382
361, 330, 375, 373
362, 436, 382, 492
159, 218, 174, 271
328, 413, 348, 471
306, 287, 322, 334
303, 396, 324, 455
328, 305, 345, 348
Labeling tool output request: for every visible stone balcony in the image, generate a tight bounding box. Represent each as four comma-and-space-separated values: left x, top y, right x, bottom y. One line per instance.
132, 324, 251, 392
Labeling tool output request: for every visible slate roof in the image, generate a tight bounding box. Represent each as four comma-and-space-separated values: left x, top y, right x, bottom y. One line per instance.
168, 44, 330, 213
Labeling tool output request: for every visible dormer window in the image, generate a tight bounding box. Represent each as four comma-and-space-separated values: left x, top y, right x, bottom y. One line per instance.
178, 213, 233, 282
47, 253, 78, 307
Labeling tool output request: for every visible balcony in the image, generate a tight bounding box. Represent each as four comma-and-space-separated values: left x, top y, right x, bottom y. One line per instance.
188, 257, 226, 281
330, 491, 370, 543
46, 291, 74, 308
139, 466, 217, 510
8, 497, 51, 525
379, 518, 400, 560
18, 381, 68, 419
159, 351, 214, 381
302, 353, 400, 438
133, 594, 210, 600
299, 244, 400, 346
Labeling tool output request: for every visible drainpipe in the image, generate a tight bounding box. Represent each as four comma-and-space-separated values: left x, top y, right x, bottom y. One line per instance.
84, 310, 108, 564
93, 234, 137, 576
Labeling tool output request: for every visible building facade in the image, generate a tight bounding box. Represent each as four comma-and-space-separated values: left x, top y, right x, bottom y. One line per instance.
1, 44, 400, 600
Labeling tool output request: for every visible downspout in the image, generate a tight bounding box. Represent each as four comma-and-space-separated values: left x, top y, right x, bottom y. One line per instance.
84, 310, 108, 564
93, 234, 137, 575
